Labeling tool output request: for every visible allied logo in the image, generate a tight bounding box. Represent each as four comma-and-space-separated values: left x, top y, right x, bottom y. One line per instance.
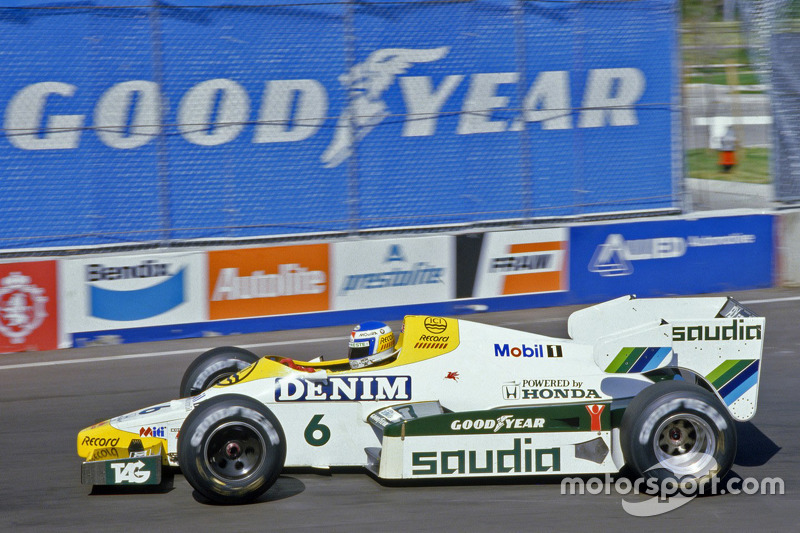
0, 272, 48, 344
589, 233, 757, 277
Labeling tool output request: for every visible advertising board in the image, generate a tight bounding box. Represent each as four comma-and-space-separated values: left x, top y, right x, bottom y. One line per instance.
59, 252, 207, 335
570, 215, 775, 300
331, 236, 455, 310
0, 261, 59, 353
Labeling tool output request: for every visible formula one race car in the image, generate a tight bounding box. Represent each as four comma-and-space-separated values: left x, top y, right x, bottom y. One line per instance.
77, 295, 764, 504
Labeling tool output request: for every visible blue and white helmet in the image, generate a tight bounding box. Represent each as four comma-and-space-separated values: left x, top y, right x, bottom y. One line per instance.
349, 321, 396, 369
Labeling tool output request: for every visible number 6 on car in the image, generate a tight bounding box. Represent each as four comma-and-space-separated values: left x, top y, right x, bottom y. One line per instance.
77, 296, 765, 504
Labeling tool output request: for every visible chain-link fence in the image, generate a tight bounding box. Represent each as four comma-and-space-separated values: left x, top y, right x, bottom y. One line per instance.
740, 0, 800, 202
0, 1, 680, 253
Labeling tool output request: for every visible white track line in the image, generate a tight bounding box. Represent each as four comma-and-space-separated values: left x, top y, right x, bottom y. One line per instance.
741, 296, 800, 305
0, 295, 793, 371
0, 336, 342, 371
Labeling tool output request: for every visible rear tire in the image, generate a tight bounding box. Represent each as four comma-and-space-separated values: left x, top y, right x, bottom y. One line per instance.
179, 346, 260, 398
620, 380, 736, 489
177, 394, 286, 504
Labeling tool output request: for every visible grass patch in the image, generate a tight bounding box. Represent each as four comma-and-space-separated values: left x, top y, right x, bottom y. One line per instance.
686, 147, 771, 184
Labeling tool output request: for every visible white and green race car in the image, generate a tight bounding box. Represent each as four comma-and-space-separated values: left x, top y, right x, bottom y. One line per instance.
77, 295, 764, 504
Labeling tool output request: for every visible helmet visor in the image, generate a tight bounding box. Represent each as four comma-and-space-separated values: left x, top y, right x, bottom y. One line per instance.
349, 340, 372, 360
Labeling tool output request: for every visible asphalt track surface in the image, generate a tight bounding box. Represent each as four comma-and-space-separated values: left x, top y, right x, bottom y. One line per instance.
1, 288, 797, 532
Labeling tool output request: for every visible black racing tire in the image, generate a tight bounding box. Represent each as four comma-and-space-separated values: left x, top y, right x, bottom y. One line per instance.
620, 380, 736, 489
178, 394, 286, 504
179, 346, 260, 398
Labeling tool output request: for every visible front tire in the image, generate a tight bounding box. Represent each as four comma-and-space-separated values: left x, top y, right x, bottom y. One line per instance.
620, 380, 736, 488
178, 394, 286, 504
179, 346, 260, 398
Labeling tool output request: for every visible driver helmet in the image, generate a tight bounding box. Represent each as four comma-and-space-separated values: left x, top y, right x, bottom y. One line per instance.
349, 321, 396, 369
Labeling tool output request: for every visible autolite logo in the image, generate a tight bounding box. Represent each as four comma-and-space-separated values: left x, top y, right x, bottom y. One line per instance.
212, 264, 326, 301
139, 427, 166, 438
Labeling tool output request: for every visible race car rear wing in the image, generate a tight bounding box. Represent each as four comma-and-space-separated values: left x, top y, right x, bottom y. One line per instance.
568, 296, 764, 421
567, 295, 757, 343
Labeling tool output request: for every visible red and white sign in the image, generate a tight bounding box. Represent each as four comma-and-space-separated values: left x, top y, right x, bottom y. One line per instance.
0, 261, 59, 353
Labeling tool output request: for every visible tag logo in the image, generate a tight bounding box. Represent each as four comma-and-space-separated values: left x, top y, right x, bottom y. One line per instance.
110, 461, 151, 484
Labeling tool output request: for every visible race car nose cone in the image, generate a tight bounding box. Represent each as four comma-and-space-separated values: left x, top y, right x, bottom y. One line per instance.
76, 420, 126, 459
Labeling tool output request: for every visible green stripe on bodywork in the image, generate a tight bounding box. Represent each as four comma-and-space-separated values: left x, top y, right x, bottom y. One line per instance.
605, 347, 641, 373
706, 359, 753, 388
608, 347, 653, 373
383, 403, 611, 438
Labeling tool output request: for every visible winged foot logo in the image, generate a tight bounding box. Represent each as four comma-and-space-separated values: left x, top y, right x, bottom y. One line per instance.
322, 47, 450, 168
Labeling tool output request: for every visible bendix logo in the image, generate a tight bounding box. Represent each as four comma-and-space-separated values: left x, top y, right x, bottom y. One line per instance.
86, 260, 186, 321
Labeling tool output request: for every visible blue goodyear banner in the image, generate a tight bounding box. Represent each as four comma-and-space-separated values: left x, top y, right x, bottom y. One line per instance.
0, 1, 678, 249
570, 214, 775, 301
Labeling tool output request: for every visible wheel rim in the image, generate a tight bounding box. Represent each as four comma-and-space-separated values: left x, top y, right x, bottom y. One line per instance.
204, 421, 266, 481
652, 413, 717, 478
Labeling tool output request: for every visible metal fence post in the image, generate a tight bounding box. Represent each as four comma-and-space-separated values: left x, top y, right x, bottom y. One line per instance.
148, 1, 174, 245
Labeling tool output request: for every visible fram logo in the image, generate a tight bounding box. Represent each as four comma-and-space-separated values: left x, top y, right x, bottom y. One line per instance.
475, 229, 569, 298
